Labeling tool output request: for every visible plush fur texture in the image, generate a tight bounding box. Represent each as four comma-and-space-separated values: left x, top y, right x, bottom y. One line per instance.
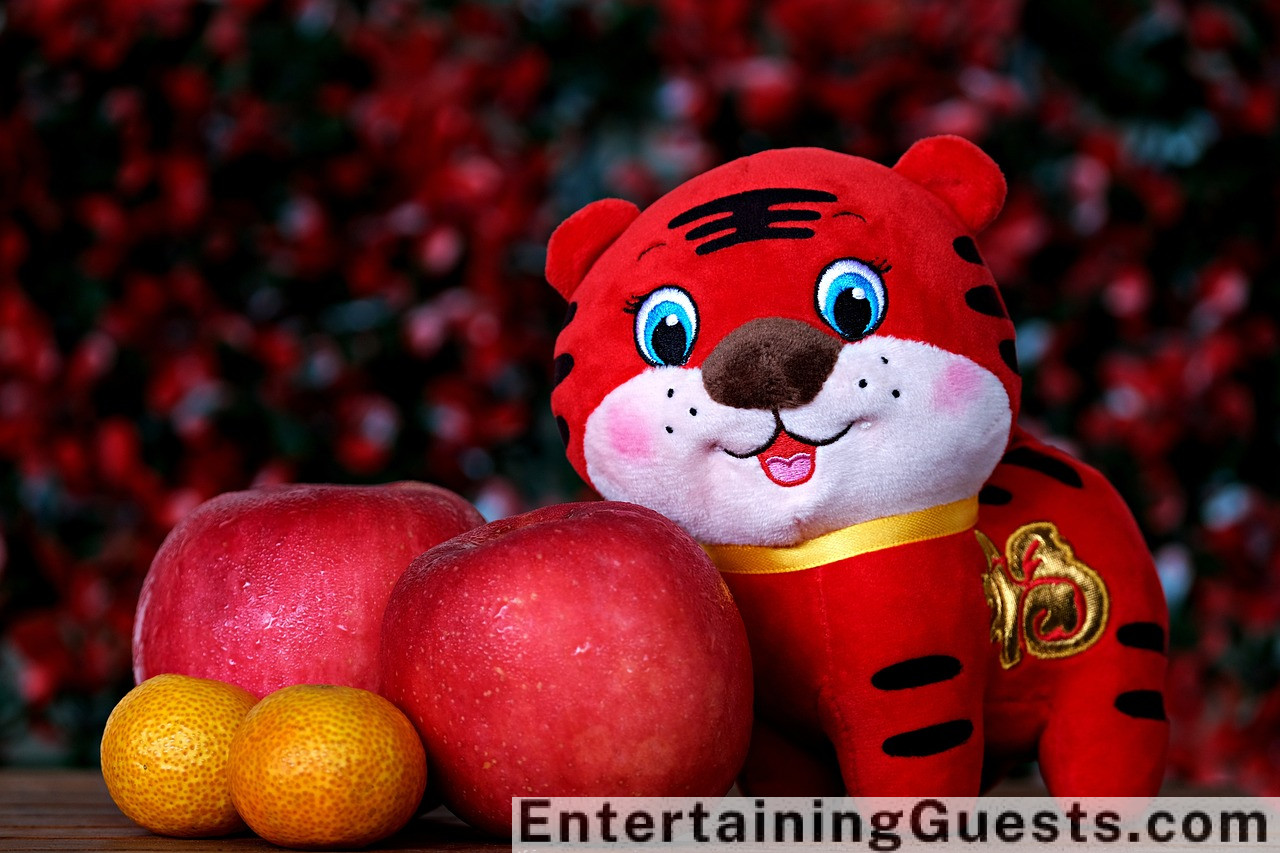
545, 137, 1169, 796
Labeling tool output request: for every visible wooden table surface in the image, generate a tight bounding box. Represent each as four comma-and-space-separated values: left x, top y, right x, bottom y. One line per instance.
1, 769, 1247, 851
0, 769, 503, 852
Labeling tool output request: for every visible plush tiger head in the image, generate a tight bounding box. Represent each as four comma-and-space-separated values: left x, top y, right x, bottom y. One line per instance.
546, 136, 1019, 547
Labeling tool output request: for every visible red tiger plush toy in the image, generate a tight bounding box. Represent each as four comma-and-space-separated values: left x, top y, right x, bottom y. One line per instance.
544, 136, 1168, 796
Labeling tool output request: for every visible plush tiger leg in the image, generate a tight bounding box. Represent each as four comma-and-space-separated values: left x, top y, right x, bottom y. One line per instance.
815, 533, 992, 797
719, 520, 995, 797
1036, 638, 1169, 796
824, 665, 988, 797
977, 427, 1170, 796
738, 718, 843, 796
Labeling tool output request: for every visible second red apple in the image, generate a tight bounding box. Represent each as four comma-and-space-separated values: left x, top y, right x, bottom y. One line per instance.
380, 501, 754, 836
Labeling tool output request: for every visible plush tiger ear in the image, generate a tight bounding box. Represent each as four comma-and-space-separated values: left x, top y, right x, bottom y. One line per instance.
893, 135, 1006, 234
545, 198, 641, 300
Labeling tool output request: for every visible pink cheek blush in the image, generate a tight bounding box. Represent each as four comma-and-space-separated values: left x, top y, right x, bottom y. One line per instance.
603, 402, 655, 462
933, 359, 985, 414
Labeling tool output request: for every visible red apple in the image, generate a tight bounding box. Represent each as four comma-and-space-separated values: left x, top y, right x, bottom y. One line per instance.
133, 482, 484, 697
379, 500, 754, 836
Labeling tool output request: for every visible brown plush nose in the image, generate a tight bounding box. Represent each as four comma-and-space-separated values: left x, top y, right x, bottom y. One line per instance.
701, 317, 843, 410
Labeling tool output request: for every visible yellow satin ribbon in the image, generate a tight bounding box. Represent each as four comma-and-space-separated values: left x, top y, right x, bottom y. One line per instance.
704, 496, 979, 575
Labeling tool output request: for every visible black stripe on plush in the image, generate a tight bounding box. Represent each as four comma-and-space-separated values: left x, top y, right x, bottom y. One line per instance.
964, 285, 1007, 318
871, 655, 963, 691
1114, 690, 1166, 721
953, 236, 984, 265
561, 302, 578, 329
998, 339, 1019, 374
556, 416, 570, 448
882, 720, 974, 757
1116, 623, 1166, 654
978, 484, 1013, 506
1001, 446, 1084, 489
553, 353, 574, 388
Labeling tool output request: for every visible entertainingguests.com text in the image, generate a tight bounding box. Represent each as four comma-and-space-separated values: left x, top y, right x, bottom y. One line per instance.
513, 797, 1276, 850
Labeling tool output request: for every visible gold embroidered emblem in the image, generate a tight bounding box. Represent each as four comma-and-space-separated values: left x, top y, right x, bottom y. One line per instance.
978, 522, 1109, 669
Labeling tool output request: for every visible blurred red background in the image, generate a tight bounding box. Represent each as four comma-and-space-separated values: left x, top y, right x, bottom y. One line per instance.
0, 0, 1277, 791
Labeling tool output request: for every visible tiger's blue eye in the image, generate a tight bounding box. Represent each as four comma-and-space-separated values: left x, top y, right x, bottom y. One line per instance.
633, 286, 698, 366
814, 258, 887, 341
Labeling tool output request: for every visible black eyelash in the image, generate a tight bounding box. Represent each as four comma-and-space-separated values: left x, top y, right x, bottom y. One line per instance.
623, 295, 644, 315
868, 257, 892, 275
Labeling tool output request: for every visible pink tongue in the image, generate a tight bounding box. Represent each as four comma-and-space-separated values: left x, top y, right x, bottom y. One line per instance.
758, 432, 817, 487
